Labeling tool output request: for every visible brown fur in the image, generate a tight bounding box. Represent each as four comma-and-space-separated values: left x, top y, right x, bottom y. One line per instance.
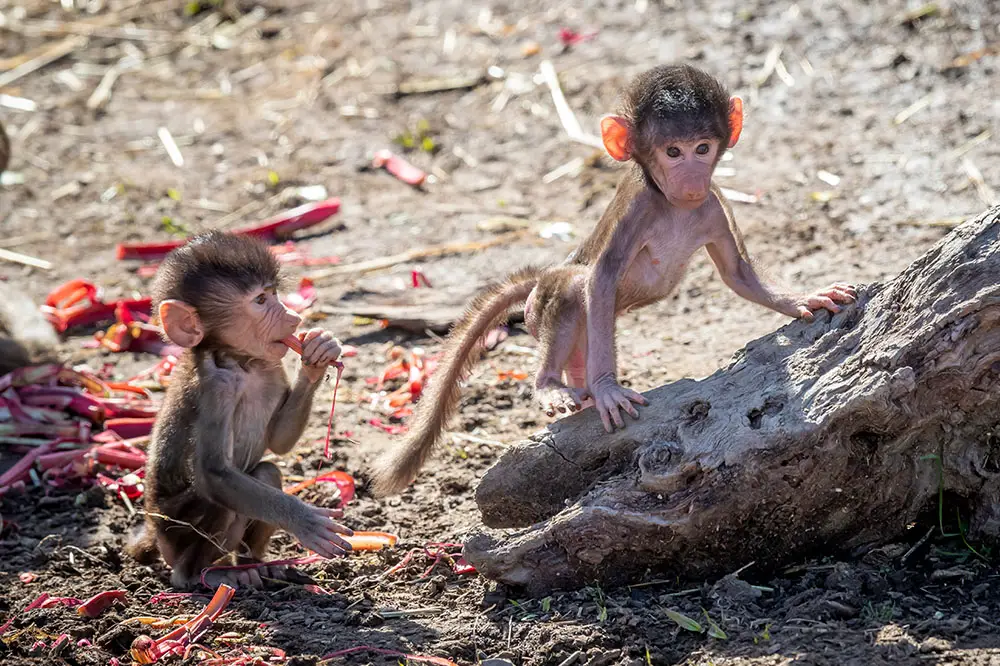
127, 232, 350, 589
371, 64, 856, 494
371, 266, 542, 495
619, 64, 731, 159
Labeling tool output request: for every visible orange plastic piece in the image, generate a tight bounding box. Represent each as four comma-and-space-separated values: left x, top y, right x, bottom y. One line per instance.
344, 531, 398, 551
130, 584, 235, 664
283, 470, 355, 504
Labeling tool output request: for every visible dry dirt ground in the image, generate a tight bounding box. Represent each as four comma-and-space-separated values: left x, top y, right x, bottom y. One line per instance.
1, 0, 1000, 664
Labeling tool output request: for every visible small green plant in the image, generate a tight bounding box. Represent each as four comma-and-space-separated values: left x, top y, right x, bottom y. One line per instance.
753, 623, 772, 644
443, 443, 467, 460
392, 119, 439, 154
920, 450, 989, 562
184, 0, 223, 16
862, 600, 895, 623
587, 586, 608, 623
161, 216, 188, 237
541, 597, 552, 613
507, 599, 538, 621
664, 608, 701, 633
703, 609, 727, 640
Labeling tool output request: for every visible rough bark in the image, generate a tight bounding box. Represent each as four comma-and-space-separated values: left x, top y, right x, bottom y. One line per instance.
464, 206, 1000, 596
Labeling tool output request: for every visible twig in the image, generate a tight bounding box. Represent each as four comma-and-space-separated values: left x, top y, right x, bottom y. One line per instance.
449, 431, 504, 447
539, 60, 604, 150
186, 198, 233, 214
0, 0, 180, 72
377, 607, 442, 619
755, 44, 783, 87
962, 158, 997, 206
140, 510, 227, 554
720, 187, 759, 204
0, 233, 52, 249
817, 170, 841, 187
210, 6, 268, 49
395, 73, 486, 96
543, 157, 585, 184
900, 526, 935, 564
59, 545, 106, 567
893, 93, 934, 125
0, 94, 37, 112
557, 651, 583, 666
0, 248, 52, 270
87, 61, 129, 111
894, 216, 969, 228
0, 37, 88, 90
308, 229, 531, 280
774, 57, 795, 86
7, 18, 210, 45
947, 129, 992, 161
157, 127, 184, 167
628, 581, 699, 594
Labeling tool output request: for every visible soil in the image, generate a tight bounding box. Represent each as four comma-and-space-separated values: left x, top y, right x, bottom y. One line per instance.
1, 0, 999, 665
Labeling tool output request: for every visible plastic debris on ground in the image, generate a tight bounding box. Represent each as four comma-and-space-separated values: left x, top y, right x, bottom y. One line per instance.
0, 363, 168, 502
372, 149, 427, 186
365, 346, 438, 428
281, 277, 317, 313
41, 279, 152, 334
116, 198, 342, 262
129, 584, 235, 664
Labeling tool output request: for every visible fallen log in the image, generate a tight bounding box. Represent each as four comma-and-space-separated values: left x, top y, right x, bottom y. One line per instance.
465, 205, 1000, 596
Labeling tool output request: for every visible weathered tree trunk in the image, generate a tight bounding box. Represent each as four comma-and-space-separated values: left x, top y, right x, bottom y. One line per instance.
464, 206, 1000, 596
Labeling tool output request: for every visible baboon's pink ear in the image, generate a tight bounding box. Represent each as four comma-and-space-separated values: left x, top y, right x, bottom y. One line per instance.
600, 115, 633, 162
728, 96, 744, 148
159, 300, 203, 348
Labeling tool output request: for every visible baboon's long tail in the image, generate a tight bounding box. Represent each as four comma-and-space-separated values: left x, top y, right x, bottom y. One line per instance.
370, 266, 542, 496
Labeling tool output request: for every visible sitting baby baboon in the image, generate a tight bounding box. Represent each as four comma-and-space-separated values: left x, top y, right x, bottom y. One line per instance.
126, 231, 352, 589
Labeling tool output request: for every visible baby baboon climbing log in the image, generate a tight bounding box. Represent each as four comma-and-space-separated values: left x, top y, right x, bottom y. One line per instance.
465, 206, 1000, 596
371, 64, 854, 496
